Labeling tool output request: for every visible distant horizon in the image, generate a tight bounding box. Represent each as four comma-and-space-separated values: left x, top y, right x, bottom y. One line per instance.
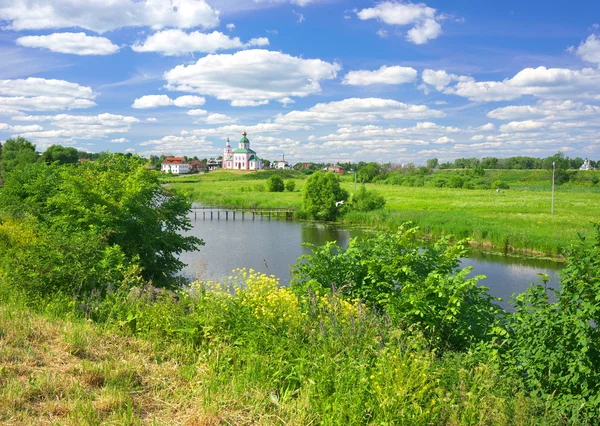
1, 0, 600, 164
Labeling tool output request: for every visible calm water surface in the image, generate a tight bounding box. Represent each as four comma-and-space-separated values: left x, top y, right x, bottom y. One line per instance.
180, 212, 561, 311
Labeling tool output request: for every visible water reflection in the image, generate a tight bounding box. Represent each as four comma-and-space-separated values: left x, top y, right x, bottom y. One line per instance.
180, 214, 561, 311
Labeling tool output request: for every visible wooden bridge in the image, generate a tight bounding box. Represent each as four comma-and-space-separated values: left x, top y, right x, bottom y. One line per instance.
189, 205, 296, 221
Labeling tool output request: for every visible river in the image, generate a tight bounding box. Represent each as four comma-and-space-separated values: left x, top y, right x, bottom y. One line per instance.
179, 212, 561, 311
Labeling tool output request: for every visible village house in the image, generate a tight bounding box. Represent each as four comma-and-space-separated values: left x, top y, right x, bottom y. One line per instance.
161, 157, 190, 174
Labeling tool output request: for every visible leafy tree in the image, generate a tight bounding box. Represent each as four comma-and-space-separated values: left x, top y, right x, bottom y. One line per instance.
0, 137, 38, 177
0, 155, 202, 286
350, 185, 386, 212
266, 174, 285, 192
41, 144, 79, 165
301, 171, 348, 221
426, 158, 439, 169
357, 162, 381, 183
285, 179, 296, 192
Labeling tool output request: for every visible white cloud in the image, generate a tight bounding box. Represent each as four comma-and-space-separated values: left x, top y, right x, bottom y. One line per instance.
470, 135, 484, 141
125, 148, 136, 152
187, 109, 208, 116
132, 30, 269, 56
488, 100, 600, 121
343, 65, 417, 86
173, 95, 206, 107
132, 94, 206, 108
226, 23, 235, 31
132, 95, 173, 109
487, 105, 545, 120
278, 97, 295, 107
422, 69, 468, 90
0, 0, 219, 33
292, 10, 305, 24
164, 49, 341, 103
376, 29, 388, 38
441, 66, 600, 101
230, 100, 269, 107
9, 113, 139, 143
146, 117, 157, 122
573, 34, 600, 64
0, 123, 43, 132
406, 18, 441, 44
110, 138, 129, 143
204, 113, 237, 124
0, 96, 96, 111
0, 78, 95, 99
357, 1, 444, 44
16, 32, 119, 55
499, 120, 547, 132
138, 134, 216, 157
433, 136, 454, 144
276, 97, 445, 125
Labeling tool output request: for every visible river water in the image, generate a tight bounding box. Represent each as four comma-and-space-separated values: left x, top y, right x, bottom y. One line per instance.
179, 213, 561, 311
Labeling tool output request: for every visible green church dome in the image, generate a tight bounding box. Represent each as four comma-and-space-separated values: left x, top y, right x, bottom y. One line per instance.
240, 131, 249, 144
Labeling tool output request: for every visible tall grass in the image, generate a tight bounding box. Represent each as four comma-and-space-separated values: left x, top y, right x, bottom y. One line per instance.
0, 271, 560, 424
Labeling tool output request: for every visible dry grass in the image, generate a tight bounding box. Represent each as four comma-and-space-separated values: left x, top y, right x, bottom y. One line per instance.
0, 305, 246, 425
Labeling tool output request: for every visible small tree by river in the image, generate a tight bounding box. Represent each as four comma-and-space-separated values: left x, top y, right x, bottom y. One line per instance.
301, 171, 348, 221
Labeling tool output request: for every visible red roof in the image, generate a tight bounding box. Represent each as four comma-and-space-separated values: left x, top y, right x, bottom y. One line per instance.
162, 157, 185, 165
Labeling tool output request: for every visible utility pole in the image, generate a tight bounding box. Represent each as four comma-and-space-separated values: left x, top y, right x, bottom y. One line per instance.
551, 161, 555, 215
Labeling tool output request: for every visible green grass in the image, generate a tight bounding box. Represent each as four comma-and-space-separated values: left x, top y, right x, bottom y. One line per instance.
0, 273, 563, 425
169, 169, 600, 258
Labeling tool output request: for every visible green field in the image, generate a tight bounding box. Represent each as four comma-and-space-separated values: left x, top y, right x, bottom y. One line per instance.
168, 169, 600, 258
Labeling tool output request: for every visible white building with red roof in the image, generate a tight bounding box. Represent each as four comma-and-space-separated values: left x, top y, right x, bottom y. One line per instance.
161, 157, 190, 174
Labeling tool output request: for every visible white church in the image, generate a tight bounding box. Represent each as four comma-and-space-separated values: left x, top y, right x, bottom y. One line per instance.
222, 132, 263, 170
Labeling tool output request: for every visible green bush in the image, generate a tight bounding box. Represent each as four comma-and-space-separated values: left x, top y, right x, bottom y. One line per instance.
350, 185, 386, 212
292, 225, 502, 351
492, 180, 510, 189
265, 174, 284, 192
501, 224, 600, 423
301, 171, 348, 221
285, 179, 296, 192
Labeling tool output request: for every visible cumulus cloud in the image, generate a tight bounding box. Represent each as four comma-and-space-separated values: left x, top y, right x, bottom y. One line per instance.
132, 94, 206, 108
438, 66, 600, 101
164, 49, 341, 103
357, 1, 444, 44
9, 113, 139, 144
499, 120, 547, 132
343, 65, 417, 86
172, 95, 206, 107
422, 69, 469, 91
0, 123, 43, 133
275, 97, 445, 125
132, 95, 173, 109
0, 0, 219, 33
572, 34, 600, 64
16, 32, 119, 55
230, 100, 269, 107
488, 100, 600, 121
0, 78, 97, 112
433, 136, 454, 144
138, 134, 216, 157
203, 113, 237, 124
187, 109, 208, 116
110, 138, 129, 143
132, 30, 269, 56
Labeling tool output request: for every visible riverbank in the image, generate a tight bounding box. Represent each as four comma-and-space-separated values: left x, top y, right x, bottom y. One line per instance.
167, 169, 600, 259
0, 280, 560, 425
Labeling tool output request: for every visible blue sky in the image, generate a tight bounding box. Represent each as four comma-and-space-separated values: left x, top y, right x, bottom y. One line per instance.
1, 0, 600, 164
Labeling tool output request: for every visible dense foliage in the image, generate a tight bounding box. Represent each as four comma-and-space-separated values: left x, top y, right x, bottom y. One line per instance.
41, 144, 80, 165
293, 225, 501, 352
0, 154, 202, 290
499, 225, 600, 422
0, 136, 38, 178
349, 184, 386, 212
301, 171, 348, 221
265, 174, 284, 192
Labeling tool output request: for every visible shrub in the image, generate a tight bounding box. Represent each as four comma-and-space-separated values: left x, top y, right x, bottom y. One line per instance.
492, 180, 510, 190
265, 175, 285, 192
292, 224, 502, 351
285, 179, 296, 192
350, 185, 386, 212
301, 171, 348, 221
501, 224, 600, 422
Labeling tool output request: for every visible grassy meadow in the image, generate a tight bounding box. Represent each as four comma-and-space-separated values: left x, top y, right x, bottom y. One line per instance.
167, 169, 600, 258
0, 272, 564, 425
